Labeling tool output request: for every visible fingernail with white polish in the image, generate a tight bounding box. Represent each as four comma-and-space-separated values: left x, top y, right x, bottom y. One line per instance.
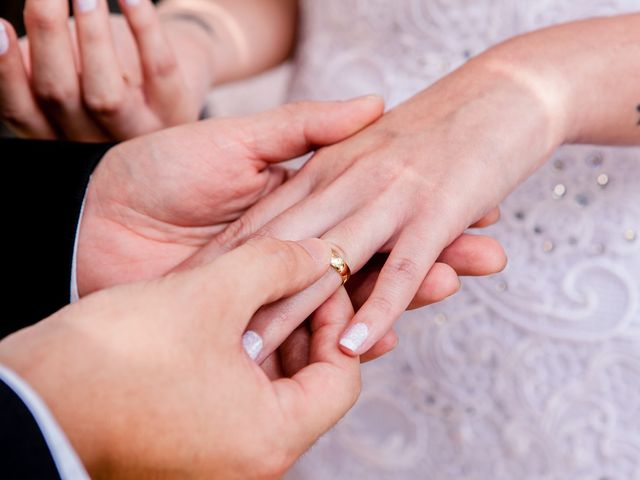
0, 23, 9, 56
339, 323, 369, 353
125, 0, 140, 6
76, 0, 97, 12
242, 330, 263, 361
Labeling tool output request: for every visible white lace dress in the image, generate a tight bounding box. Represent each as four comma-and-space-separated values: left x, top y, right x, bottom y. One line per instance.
285, 1, 640, 479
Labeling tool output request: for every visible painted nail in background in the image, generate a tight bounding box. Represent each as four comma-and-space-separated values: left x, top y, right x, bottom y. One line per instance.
76, 0, 98, 13
0, 23, 9, 56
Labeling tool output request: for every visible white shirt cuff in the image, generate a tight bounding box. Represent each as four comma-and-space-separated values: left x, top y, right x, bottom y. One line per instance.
70, 182, 90, 304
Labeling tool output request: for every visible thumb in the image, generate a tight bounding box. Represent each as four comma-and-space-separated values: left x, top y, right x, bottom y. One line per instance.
191, 237, 333, 334
240, 96, 384, 163
272, 288, 361, 453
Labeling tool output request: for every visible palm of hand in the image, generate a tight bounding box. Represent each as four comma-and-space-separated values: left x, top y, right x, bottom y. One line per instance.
77, 119, 289, 296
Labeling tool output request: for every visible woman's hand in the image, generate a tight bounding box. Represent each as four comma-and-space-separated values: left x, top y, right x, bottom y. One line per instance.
0, 237, 361, 478
182, 53, 568, 361
0, 0, 214, 140
223, 14, 639, 363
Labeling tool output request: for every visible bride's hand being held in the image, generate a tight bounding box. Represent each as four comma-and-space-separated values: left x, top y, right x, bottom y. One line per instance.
184, 14, 640, 360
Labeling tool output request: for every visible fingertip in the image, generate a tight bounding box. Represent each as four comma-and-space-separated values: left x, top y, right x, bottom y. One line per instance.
481, 237, 508, 273
338, 322, 369, 356
0, 20, 14, 56
408, 262, 460, 310
470, 207, 501, 228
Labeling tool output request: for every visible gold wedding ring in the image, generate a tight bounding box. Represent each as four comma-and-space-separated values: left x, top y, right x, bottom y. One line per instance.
330, 249, 351, 285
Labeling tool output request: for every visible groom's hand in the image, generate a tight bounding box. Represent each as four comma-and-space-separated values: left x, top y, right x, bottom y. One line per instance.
0, 237, 358, 479
77, 96, 385, 296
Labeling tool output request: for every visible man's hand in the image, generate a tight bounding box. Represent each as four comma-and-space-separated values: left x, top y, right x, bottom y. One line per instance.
77, 97, 384, 295
0, 237, 360, 478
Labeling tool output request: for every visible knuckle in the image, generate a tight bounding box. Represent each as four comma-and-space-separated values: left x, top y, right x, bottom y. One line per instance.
80, 25, 109, 45
83, 90, 125, 116
248, 224, 278, 242
218, 217, 250, 247
148, 52, 178, 77
0, 106, 28, 127
33, 80, 77, 107
368, 295, 394, 318
217, 215, 262, 249
387, 256, 421, 283
24, 3, 65, 32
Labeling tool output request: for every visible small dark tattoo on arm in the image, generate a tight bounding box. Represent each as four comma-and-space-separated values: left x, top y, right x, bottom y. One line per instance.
636, 104, 640, 126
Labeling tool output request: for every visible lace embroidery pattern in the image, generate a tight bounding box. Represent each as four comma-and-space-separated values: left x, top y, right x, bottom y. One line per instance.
287, 1, 640, 478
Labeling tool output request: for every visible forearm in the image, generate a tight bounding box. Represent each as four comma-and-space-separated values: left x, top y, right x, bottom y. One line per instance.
478, 13, 640, 146
158, 0, 298, 86
374, 13, 639, 227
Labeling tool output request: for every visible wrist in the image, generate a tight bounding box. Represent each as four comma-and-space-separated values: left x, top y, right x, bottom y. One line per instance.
471, 43, 572, 149
160, 14, 217, 91
472, 15, 640, 146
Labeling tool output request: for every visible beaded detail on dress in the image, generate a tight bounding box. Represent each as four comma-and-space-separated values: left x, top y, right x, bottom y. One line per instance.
287, 1, 640, 478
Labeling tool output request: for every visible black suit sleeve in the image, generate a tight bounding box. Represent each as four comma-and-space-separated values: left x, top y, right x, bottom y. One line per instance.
3, 139, 114, 339
0, 379, 61, 479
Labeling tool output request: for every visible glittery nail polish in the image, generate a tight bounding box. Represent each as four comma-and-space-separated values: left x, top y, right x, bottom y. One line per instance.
242, 331, 263, 360
339, 323, 369, 352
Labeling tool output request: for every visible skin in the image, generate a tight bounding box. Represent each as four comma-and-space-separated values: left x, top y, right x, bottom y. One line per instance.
0, 0, 298, 139
0, 237, 363, 479
176, 13, 640, 358
5, 3, 633, 359
0, 6, 506, 329
76, 97, 506, 364
0, 0, 215, 139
